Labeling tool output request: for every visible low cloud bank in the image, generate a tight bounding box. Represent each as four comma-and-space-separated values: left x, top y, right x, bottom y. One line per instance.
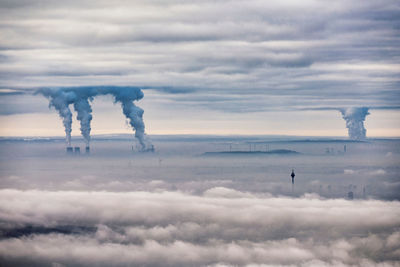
0, 189, 399, 266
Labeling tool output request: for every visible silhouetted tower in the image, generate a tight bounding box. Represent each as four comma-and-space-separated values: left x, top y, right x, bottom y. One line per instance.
291, 169, 295, 184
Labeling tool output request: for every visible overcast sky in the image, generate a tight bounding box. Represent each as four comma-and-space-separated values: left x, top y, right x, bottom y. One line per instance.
0, 0, 399, 136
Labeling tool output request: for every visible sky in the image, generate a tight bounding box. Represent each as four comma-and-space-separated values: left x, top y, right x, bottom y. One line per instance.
1, 2, 400, 265
0, 0, 400, 136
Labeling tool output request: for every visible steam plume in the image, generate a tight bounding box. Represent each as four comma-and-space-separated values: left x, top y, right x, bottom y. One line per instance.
36, 86, 150, 150
38, 88, 76, 146
73, 97, 93, 146
340, 107, 370, 140
112, 88, 146, 149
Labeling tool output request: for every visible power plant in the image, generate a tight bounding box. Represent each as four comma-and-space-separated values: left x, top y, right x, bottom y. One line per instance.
37, 86, 153, 152
347, 191, 354, 200
66, 147, 73, 155
66, 145, 90, 156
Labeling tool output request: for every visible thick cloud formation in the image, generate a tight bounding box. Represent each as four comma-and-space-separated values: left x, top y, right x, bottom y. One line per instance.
0, 189, 399, 266
0, 0, 399, 113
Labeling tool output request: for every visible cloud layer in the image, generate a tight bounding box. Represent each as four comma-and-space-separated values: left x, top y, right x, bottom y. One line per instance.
0, 189, 399, 266
0, 0, 399, 113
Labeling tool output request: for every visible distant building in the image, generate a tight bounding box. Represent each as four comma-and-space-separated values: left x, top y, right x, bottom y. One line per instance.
66, 147, 73, 155
348, 191, 354, 200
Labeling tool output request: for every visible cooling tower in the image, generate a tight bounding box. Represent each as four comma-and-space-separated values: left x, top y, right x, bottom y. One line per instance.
66, 147, 73, 155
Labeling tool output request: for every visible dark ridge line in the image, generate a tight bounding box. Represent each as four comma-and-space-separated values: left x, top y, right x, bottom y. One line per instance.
202, 149, 301, 156
0, 135, 398, 143
0, 225, 97, 239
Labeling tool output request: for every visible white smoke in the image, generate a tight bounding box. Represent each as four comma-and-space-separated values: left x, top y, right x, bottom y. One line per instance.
340, 107, 370, 140
73, 97, 93, 146
120, 100, 145, 148
37, 86, 151, 150
111, 86, 147, 150
40, 89, 76, 146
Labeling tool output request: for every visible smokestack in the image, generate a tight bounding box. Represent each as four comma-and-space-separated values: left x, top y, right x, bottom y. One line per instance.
347, 191, 354, 200
37, 86, 153, 151
74, 147, 80, 155
340, 107, 370, 140
66, 147, 73, 155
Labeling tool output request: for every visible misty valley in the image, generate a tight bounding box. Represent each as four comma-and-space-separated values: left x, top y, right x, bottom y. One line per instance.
0, 136, 399, 266
1, 136, 398, 200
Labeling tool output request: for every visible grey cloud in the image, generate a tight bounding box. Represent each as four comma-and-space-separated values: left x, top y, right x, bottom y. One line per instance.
0, 91, 24, 96
0, 93, 49, 115
144, 86, 197, 94
0, 0, 399, 114
0, 189, 399, 266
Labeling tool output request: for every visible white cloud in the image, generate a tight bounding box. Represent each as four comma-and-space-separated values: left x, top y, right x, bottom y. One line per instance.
0, 189, 399, 266
368, 169, 387, 176
344, 169, 357, 174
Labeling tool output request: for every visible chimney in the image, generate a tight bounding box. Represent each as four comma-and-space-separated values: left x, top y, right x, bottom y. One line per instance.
74, 147, 80, 155
85, 146, 90, 154
66, 147, 73, 155
347, 191, 354, 200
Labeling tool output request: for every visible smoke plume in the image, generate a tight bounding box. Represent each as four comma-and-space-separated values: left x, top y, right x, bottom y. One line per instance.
73, 97, 93, 146
36, 86, 150, 150
111, 87, 146, 149
340, 107, 370, 140
38, 88, 76, 146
